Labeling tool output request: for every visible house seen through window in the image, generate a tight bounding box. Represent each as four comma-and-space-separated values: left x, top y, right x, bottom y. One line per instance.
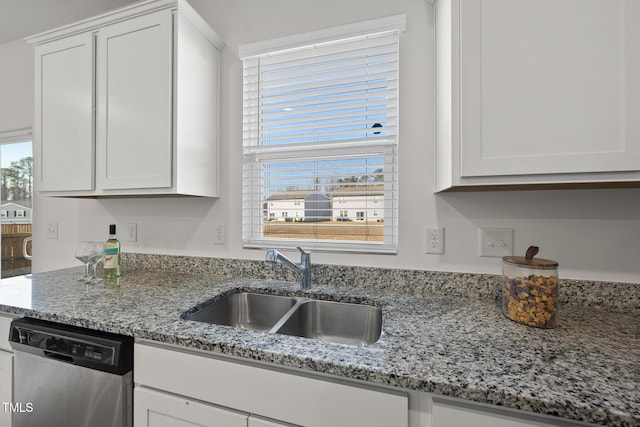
241, 15, 404, 253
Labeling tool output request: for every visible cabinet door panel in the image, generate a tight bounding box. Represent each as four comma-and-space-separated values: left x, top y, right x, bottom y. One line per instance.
432, 398, 587, 427
249, 416, 296, 427
0, 315, 14, 351
35, 33, 94, 192
0, 351, 12, 426
459, 0, 640, 177
134, 387, 247, 427
97, 9, 173, 190
135, 343, 408, 427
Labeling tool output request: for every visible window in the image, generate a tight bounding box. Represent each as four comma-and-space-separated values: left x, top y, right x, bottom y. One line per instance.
0, 131, 33, 278
240, 15, 404, 253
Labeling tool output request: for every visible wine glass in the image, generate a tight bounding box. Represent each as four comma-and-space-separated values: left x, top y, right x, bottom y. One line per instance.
86, 242, 103, 284
74, 241, 92, 282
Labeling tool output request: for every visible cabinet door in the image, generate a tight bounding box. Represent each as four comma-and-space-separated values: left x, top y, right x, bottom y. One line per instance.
459, 0, 640, 178
96, 9, 173, 191
135, 343, 408, 427
35, 32, 94, 192
431, 397, 590, 427
0, 315, 14, 352
248, 416, 296, 427
0, 351, 12, 426
134, 387, 248, 427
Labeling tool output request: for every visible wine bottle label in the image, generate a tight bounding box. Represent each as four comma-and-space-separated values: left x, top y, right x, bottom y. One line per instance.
104, 247, 119, 269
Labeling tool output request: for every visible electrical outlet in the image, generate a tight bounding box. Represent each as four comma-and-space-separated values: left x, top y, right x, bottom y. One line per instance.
425, 226, 444, 254
479, 227, 514, 257
126, 223, 137, 242
46, 222, 58, 239
213, 221, 226, 245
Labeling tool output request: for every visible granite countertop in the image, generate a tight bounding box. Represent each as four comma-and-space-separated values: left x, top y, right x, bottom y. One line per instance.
0, 266, 638, 427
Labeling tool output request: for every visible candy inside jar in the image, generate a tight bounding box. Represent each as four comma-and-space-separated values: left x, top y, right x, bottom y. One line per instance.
502, 246, 559, 328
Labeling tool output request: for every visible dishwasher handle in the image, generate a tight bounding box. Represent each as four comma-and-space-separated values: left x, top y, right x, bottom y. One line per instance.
44, 350, 74, 364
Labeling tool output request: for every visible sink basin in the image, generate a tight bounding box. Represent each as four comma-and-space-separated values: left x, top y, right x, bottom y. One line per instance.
274, 300, 382, 346
184, 291, 382, 345
184, 292, 297, 331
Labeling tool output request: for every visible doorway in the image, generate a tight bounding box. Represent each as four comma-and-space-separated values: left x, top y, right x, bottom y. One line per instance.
0, 139, 33, 278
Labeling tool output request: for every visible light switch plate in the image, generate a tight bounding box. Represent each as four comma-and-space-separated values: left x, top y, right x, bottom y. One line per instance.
479, 227, 513, 257
213, 221, 226, 245
126, 223, 137, 242
46, 222, 58, 239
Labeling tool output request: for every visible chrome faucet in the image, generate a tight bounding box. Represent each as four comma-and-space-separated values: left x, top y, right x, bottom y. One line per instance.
265, 247, 312, 289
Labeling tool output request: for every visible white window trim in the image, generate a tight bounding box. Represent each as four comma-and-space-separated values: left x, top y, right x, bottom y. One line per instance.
0, 128, 32, 144
238, 15, 406, 59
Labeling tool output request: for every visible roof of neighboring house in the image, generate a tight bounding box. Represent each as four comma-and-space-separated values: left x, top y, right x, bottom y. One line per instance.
331, 184, 385, 197
1, 200, 32, 209
266, 193, 309, 201
266, 185, 385, 201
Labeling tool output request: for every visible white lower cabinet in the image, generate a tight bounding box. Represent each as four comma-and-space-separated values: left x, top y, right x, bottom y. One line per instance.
426, 395, 596, 427
134, 342, 595, 427
134, 342, 408, 427
134, 388, 294, 427
248, 416, 291, 427
0, 350, 13, 426
0, 314, 14, 427
134, 386, 248, 427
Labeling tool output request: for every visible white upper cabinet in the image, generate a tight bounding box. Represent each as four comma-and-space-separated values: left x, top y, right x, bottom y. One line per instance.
28, 0, 223, 197
34, 33, 94, 192
96, 10, 174, 191
435, 0, 640, 191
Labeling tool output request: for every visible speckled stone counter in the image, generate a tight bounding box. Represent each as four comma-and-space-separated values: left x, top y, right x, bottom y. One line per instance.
0, 258, 638, 426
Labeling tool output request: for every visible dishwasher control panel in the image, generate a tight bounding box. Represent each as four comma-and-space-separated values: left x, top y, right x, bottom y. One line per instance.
12, 325, 116, 364
71, 342, 112, 361
9, 317, 133, 374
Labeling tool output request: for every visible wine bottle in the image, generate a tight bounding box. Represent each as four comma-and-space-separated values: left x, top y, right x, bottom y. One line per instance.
103, 224, 121, 278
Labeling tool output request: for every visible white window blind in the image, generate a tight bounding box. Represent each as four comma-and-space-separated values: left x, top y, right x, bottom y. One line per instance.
241, 17, 403, 253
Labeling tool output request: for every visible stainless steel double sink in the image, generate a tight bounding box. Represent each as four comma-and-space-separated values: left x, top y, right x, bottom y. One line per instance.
184, 292, 382, 346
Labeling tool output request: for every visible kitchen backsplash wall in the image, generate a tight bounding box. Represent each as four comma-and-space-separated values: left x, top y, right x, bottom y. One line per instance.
0, 0, 638, 283
123, 253, 639, 312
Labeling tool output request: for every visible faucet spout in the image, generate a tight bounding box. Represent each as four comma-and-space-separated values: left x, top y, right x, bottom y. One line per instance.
265, 247, 312, 289
265, 248, 280, 264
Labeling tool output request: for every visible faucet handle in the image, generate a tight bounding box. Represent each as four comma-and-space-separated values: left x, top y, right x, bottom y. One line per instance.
296, 247, 311, 267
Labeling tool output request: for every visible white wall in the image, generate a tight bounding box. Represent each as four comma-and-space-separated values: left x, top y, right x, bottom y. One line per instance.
2, 0, 638, 282
0, 40, 32, 132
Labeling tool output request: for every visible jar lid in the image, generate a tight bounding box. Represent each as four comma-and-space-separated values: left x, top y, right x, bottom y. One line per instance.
503, 246, 558, 268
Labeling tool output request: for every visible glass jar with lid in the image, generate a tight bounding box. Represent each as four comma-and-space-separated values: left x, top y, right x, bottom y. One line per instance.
502, 246, 559, 328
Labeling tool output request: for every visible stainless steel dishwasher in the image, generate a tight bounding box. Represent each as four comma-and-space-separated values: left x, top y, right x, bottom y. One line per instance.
9, 317, 133, 427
